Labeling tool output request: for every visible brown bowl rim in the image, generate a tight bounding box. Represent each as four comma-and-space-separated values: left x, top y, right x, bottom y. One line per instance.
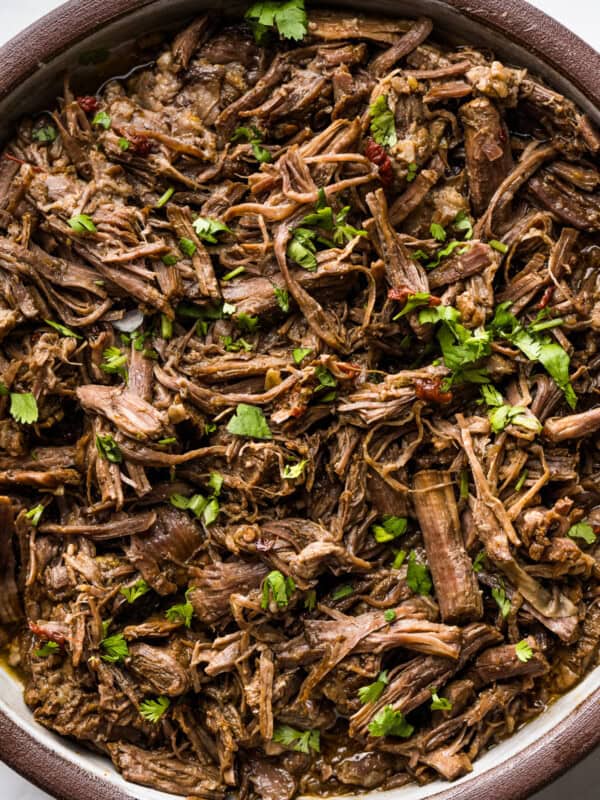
0, 1, 599, 798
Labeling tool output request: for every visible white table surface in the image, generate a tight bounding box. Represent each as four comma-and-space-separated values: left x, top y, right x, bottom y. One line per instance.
1, 1, 599, 798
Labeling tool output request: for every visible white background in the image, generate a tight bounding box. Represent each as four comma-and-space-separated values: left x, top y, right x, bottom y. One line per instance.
0, 1, 599, 798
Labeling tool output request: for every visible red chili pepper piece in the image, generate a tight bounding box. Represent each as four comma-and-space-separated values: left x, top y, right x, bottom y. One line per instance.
77, 95, 99, 113
537, 285, 555, 309
415, 377, 453, 404
365, 138, 394, 189
129, 135, 153, 157
28, 621, 67, 647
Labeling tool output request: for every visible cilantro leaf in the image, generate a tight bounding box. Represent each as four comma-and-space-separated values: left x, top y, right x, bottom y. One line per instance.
369, 95, 397, 147
192, 217, 232, 244
430, 689, 452, 711
100, 346, 128, 381
92, 110, 111, 129
25, 504, 44, 526
430, 222, 446, 242
179, 237, 197, 257
358, 671, 389, 704
139, 696, 170, 723
155, 186, 174, 208
287, 227, 318, 270
515, 639, 533, 663
68, 214, 96, 234
236, 312, 259, 333
100, 631, 129, 663
489, 239, 508, 253
221, 335, 253, 352
282, 460, 307, 480
273, 285, 290, 312
304, 589, 317, 611
491, 585, 511, 618
391, 549, 407, 569
331, 584, 354, 601
406, 162, 418, 182
261, 570, 295, 610
44, 319, 82, 339
384, 609, 397, 622
35, 641, 60, 657
10, 392, 38, 424
32, 125, 57, 144
368, 705, 414, 738
472, 550, 487, 573
118, 137, 130, 151
406, 551, 432, 595
232, 126, 272, 163
453, 210, 473, 240
392, 292, 433, 320
120, 579, 150, 603
95, 433, 122, 463
293, 347, 312, 365
245, 0, 308, 42
165, 590, 194, 627
490, 303, 576, 408
371, 516, 407, 543
273, 724, 320, 753
227, 403, 272, 440
568, 521, 596, 545
208, 472, 223, 496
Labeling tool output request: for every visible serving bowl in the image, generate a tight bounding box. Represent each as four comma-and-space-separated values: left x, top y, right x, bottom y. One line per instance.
0, 1, 599, 799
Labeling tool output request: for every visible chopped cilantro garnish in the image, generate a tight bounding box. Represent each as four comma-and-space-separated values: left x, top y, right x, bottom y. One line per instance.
261, 570, 295, 610
406, 162, 418, 182
32, 125, 57, 144
331, 584, 354, 601
10, 392, 38, 424
35, 641, 60, 657
293, 347, 312, 365
179, 237, 197, 257
120, 579, 150, 604
430, 689, 452, 711
567, 521, 596, 545
282, 460, 307, 480
430, 222, 447, 242
100, 346, 128, 381
25, 504, 44, 526
227, 403, 272, 440
165, 589, 194, 627
272, 724, 320, 753
139, 696, 170, 723
91, 110, 111, 129
515, 639, 533, 663
222, 266, 246, 281
95, 433, 122, 464
371, 515, 407, 543
489, 239, 508, 254
44, 319, 82, 339
155, 187, 174, 208
368, 705, 414, 738
472, 549, 487, 573
491, 584, 511, 618
100, 631, 128, 663
192, 217, 232, 244
68, 214, 96, 234
273, 285, 290, 312
232, 126, 272, 163
358, 670, 389, 704
369, 94, 397, 148
406, 551, 432, 595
